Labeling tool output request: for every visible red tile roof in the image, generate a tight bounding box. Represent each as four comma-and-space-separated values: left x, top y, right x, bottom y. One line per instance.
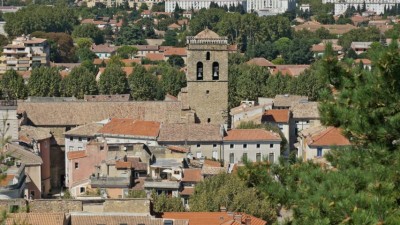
162, 212, 266, 225
308, 127, 351, 147
263, 109, 290, 123
354, 58, 372, 65
167, 145, 189, 153
5, 213, 66, 225
164, 47, 187, 56
97, 118, 160, 138
168, 23, 181, 29
67, 151, 87, 160
180, 186, 195, 195
0, 175, 14, 187
247, 58, 275, 67
272, 65, 310, 77
182, 168, 203, 182
115, 161, 132, 169
224, 129, 281, 142
146, 53, 164, 61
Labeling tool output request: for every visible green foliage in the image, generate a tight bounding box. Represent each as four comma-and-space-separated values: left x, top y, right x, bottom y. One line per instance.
151, 2, 165, 12
32, 32, 76, 63
75, 38, 93, 49
167, 55, 185, 68
338, 27, 381, 51
28, 67, 62, 97
128, 64, 159, 100
116, 46, 138, 59
190, 173, 277, 223
127, 190, 146, 198
152, 192, 184, 213
162, 30, 178, 46
98, 64, 128, 94
61, 66, 98, 99
75, 47, 97, 62
152, 63, 187, 97
72, 24, 104, 44
115, 25, 147, 45
0, 70, 27, 100
4, 5, 78, 36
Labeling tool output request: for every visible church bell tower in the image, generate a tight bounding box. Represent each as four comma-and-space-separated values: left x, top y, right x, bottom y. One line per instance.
186, 28, 229, 125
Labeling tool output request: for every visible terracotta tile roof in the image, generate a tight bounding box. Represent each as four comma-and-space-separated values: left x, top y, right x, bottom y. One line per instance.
4, 143, 43, 165
93, 58, 108, 65
17, 71, 31, 80
146, 53, 165, 61
128, 157, 147, 170
224, 129, 281, 142
167, 145, 189, 153
263, 109, 290, 123
141, 10, 151, 15
17, 101, 184, 126
121, 58, 141, 66
97, 67, 134, 78
177, 19, 188, 25
91, 44, 117, 53
311, 43, 342, 52
168, 23, 181, 29
182, 168, 203, 182
19, 125, 51, 143
272, 65, 310, 77
274, 95, 308, 108
203, 159, 222, 167
228, 44, 238, 52
64, 122, 103, 137
115, 161, 133, 169
67, 150, 87, 160
134, 45, 159, 51
70, 214, 188, 225
164, 47, 187, 56
5, 213, 66, 225
180, 186, 195, 195
194, 28, 220, 39
355, 58, 372, 64
0, 175, 15, 187
246, 57, 275, 67
162, 212, 266, 225
290, 101, 320, 119
308, 127, 351, 147
97, 118, 160, 138
158, 123, 222, 143
23, 38, 47, 44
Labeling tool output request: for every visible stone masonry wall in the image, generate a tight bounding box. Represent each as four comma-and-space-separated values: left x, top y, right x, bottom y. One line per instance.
29, 200, 82, 213
103, 199, 150, 214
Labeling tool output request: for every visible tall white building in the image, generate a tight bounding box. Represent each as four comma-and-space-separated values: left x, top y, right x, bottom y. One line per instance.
323, 0, 400, 15
247, 0, 296, 15
165, 0, 245, 12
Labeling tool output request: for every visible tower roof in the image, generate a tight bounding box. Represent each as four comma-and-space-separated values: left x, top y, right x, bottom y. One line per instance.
194, 28, 220, 39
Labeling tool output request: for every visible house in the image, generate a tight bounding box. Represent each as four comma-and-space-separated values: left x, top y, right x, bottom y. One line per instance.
168, 23, 181, 30
163, 47, 187, 63
145, 53, 165, 62
97, 118, 161, 146
4, 143, 43, 199
297, 126, 350, 161
183, 11, 193, 19
141, 10, 152, 18
262, 109, 290, 152
273, 95, 308, 109
158, 123, 223, 160
91, 44, 117, 59
134, 45, 160, 58
5, 213, 68, 225
290, 101, 320, 149
350, 42, 373, 55
354, 58, 372, 70
271, 65, 310, 77
18, 126, 52, 197
0, 100, 19, 142
162, 212, 267, 225
180, 168, 202, 208
70, 213, 188, 225
3, 35, 50, 73
230, 101, 272, 129
223, 129, 281, 164
311, 42, 343, 58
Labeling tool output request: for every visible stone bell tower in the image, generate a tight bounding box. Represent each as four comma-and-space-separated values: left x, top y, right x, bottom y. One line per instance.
186, 28, 229, 125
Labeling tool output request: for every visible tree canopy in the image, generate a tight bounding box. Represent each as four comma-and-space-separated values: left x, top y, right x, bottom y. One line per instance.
0, 70, 27, 100
61, 66, 98, 99
28, 67, 62, 97
98, 64, 128, 95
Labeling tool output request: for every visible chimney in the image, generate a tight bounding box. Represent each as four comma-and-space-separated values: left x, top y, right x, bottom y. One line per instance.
245, 217, 251, 225
234, 214, 242, 223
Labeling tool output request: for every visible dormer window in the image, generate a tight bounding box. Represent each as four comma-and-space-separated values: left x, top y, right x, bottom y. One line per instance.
212, 62, 219, 80
197, 62, 203, 80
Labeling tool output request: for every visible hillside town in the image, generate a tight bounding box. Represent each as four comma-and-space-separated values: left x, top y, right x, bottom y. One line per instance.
0, 0, 398, 224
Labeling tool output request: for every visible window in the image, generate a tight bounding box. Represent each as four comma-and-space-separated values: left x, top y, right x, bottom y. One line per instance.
256, 153, 261, 162
78, 147, 82, 150
206, 90, 209, 94
229, 153, 234, 163
242, 153, 248, 161
196, 62, 203, 80
30, 191, 35, 199
207, 118, 211, 123
197, 144, 201, 148
213, 144, 217, 148
75, 162, 79, 169
256, 144, 260, 148
88, 138, 91, 141
278, 124, 283, 130
100, 146, 104, 150
243, 144, 247, 149
212, 150, 218, 160
317, 147, 323, 157
269, 153, 274, 164
80, 187, 85, 193
174, 170, 180, 175
230, 144, 234, 149
270, 144, 274, 148
69, 137, 73, 141
206, 52, 210, 60
212, 62, 219, 80
78, 137, 82, 141
196, 151, 202, 158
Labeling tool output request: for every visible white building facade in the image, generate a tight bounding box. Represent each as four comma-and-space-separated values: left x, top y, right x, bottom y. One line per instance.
165, 0, 245, 12
247, 0, 296, 15
322, 0, 400, 15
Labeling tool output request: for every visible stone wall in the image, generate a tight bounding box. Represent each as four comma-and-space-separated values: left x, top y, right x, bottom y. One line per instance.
29, 200, 82, 213
103, 199, 150, 214
0, 199, 27, 212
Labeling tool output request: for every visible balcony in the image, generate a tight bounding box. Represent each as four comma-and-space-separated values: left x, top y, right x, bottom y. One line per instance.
90, 176, 131, 188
